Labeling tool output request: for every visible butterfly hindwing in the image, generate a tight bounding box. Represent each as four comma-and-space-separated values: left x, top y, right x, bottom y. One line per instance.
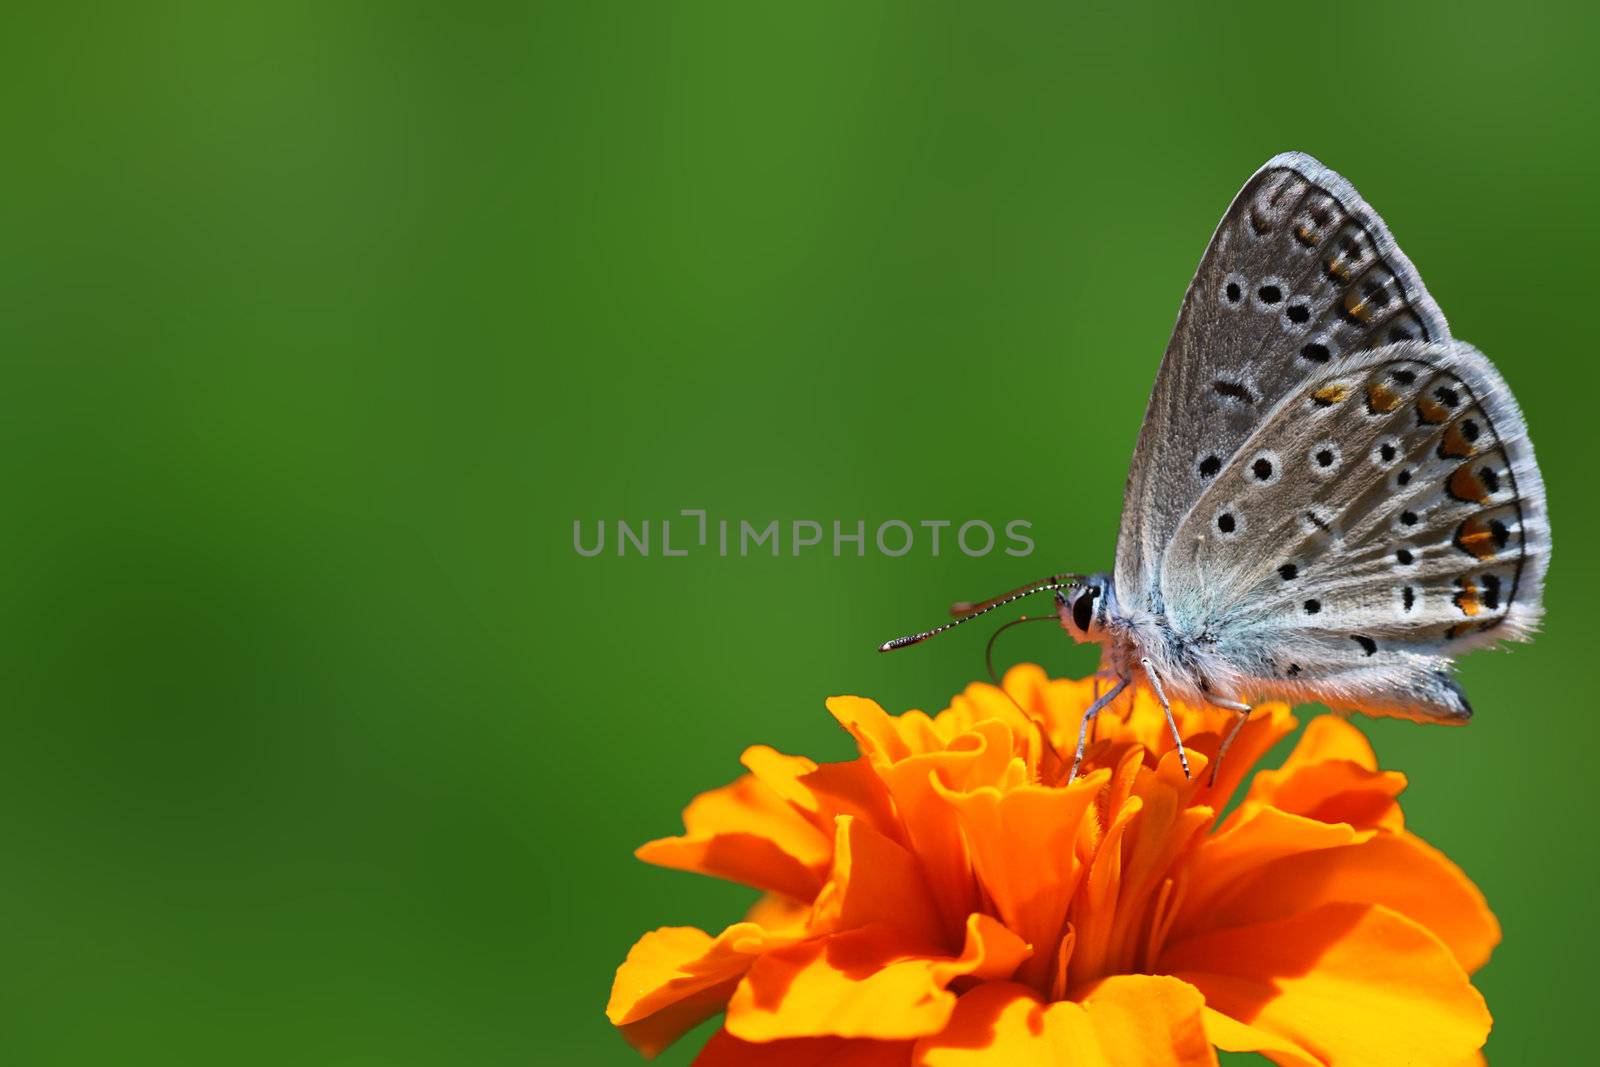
1157, 340, 1548, 720
1115, 153, 1452, 608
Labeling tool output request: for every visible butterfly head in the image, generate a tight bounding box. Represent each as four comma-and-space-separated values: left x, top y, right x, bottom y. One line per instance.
1057, 572, 1114, 644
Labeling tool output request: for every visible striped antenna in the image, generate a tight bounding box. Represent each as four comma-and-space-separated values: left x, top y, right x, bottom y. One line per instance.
877, 574, 1085, 652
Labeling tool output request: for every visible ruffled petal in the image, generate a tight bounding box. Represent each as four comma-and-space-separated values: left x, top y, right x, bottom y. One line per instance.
871, 749, 997, 933
1198, 1008, 1319, 1067
694, 1030, 914, 1065
1162, 902, 1490, 1065
932, 774, 1102, 988
726, 914, 1029, 1043
797, 756, 904, 845
636, 770, 832, 900
812, 815, 948, 947
827, 696, 920, 766
933, 680, 1059, 776
746, 893, 813, 936
1173, 806, 1368, 942
608, 921, 803, 1056
1282, 714, 1381, 771
1185, 826, 1500, 973
995, 662, 1067, 722
1099, 760, 1215, 977
1236, 716, 1406, 833
912, 976, 1214, 1066
741, 745, 824, 813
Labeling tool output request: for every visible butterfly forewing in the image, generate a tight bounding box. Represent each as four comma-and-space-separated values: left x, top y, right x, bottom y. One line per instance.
1115, 153, 1452, 607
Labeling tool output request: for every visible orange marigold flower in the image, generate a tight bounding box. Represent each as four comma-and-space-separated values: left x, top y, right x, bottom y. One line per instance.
607, 665, 1499, 1065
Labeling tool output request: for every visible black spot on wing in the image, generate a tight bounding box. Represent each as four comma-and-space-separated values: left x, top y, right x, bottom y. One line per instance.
1212, 380, 1258, 405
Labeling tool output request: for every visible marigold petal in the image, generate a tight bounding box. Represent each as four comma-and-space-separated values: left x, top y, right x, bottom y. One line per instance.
694, 1029, 914, 1066
1188, 827, 1500, 973
1162, 902, 1491, 1065
1069, 792, 1143, 988
935, 681, 1050, 767
746, 893, 814, 936
1236, 715, 1406, 833
827, 696, 918, 765
727, 914, 1028, 1043
873, 752, 989, 932
812, 815, 947, 947
1285, 714, 1380, 771
636, 831, 823, 902
742, 745, 825, 816
635, 771, 832, 899
608, 921, 802, 1056
744, 743, 908, 859
798, 757, 904, 844
1105, 767, 1214, 976
1174, 806, 1367, 940
1198, 1007, 1319, 1067
932, 775, 1102, 989
933, 912, 1032, 986
912, 976, 1214, 1066
996, 662, 1057, 718
1237, 746, 1407, 834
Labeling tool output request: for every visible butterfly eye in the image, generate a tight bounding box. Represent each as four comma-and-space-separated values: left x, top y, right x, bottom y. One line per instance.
1071, 590, 1096, 634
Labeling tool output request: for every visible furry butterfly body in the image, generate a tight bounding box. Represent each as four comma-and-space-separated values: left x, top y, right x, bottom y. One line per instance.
882, 152, 1550, 777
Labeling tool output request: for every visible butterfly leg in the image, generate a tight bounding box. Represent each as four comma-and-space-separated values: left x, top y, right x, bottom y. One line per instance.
1068, 674, 1130, 784
1089, 658, 1117, 743
1089, 673, 1100, 746
1139, 658, 1190, 780
1204, 695, 1252, 787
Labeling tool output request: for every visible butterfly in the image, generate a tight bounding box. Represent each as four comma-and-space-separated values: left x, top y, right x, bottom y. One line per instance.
880, 152, 1550, 783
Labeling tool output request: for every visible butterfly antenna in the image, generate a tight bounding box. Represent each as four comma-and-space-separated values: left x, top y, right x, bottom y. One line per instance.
877, 574, 1084, 652
983, 613, 1059, 685
981, 612, 1079, 785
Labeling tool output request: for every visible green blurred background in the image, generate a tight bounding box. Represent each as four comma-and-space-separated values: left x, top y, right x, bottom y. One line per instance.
2, 1, 1593, 1063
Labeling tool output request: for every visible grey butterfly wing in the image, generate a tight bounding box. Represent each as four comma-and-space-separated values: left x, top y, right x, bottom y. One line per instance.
1158, 340, 1549, 721
1114, 153, 1451, 610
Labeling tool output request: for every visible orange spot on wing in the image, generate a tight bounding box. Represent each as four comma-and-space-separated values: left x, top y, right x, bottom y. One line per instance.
1366, 383, 1402, 414
1447, 464, 1490, 504
1313, 384, 1351, 407
1342, 290, 1371, 322
1453, 578, 1482, 617
1439, 422, 1477, 459
1454, 516, 1498, 561
1417, 395, 1450, 424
